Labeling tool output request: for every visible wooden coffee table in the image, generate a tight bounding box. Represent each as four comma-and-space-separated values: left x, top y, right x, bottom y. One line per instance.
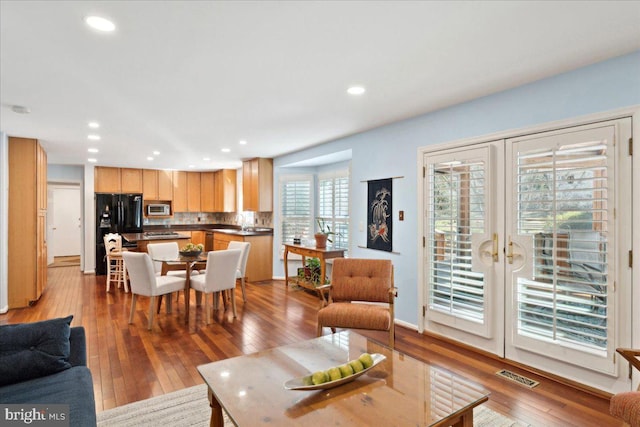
197, 331, 489, 426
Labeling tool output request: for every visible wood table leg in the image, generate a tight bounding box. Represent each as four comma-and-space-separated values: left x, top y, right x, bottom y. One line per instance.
207, 387, 224, 427
184, 263, 191, 324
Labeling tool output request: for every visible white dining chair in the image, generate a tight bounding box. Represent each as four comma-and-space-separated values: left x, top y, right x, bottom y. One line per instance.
189, 249, 241, 324
122, 251, 187, 330
227, 241, 251, 302
103, 233, 128, 293
146, 242, 200, 277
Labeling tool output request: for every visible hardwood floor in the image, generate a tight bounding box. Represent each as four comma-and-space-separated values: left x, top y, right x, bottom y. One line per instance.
1, 266, 623, 426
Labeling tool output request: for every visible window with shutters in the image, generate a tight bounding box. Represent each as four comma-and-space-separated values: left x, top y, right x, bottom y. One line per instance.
279, 175, 313, 247
318, 171, 350, 253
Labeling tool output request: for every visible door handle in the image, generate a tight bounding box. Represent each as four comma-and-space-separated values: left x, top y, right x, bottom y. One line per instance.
506, 237, 514, 264
492, 233, 499, 262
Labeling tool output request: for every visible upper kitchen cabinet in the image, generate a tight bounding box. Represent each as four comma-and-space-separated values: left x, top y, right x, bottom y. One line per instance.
187, 171, 201, 212
215, 169, 237, 212
94, 166, 121, 193
8, 137, 48, 308
173, 171, 188, 212
242, 158, 273, 211
121, 168, 143, 193
201, 172, 215, 212
143, 169, 173, 201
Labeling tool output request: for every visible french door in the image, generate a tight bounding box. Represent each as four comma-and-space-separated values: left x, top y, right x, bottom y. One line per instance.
422, 118, 632, 392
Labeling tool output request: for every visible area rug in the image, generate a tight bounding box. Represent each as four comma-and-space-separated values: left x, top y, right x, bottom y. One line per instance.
97, 384, 528, 427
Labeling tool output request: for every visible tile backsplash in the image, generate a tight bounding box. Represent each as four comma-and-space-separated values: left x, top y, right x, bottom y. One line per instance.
145, 212, 273, 228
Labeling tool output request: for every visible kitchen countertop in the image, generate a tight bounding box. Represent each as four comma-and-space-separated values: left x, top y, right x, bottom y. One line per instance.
143, 224, 273, 237
122, 232, 191, 243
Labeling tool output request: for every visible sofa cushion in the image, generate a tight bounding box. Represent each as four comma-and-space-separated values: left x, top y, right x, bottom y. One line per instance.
0, 315, 73, 386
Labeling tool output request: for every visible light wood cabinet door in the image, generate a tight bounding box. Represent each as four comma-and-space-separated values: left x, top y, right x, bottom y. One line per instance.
187, 172, 201, 212
172, 171, 188, 212
142, 169, 158, 200
242, 158, 273, 211
37, 144, 47, 210
201, 172, 215, 212
191, 231, 206, 247
121, 168, 143, 193
214, 169, 237, 212
95, 166, 121, 193
158, 170, 173, 200
37, 212, 47, 297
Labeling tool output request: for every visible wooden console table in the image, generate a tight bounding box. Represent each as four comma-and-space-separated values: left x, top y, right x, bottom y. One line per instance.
283, 244, 345, 297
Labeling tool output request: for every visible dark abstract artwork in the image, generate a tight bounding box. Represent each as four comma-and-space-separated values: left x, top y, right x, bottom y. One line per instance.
367, 178, 392, 252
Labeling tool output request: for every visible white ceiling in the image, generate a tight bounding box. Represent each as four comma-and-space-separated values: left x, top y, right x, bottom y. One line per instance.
1, 1, 639, 171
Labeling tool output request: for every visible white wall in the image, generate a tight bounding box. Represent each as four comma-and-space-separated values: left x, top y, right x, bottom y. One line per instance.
274, 50, 640, 328
0, 132, 8, 313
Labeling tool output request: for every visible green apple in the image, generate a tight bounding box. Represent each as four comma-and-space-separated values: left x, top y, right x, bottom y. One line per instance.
327, 367, 341, 381
349, 359, 364, 373
338, 364, 354, 378
302, 375, 313, 386
359, 353, 374, 369
311, 371, 328, 385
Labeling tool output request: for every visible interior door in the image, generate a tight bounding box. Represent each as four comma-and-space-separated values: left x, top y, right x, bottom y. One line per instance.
504, 119, 632, 392
423, 142, 505, 356
52, 185, 81, 256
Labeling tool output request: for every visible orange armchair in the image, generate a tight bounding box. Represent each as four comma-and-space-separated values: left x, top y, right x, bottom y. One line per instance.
610, 348, 640, 427
317, 258, 397, 348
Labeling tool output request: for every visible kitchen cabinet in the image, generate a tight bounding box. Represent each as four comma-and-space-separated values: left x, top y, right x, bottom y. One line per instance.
200, 172, 215, 212
142, 169, 159, 200
121, 168, 143, 193
158, 170, 173, 200
95, 166, 121, 193
187, 172, 201, 212
172, 171, 188, 212
8, 137, 47, 308
214, 169, 237, 212
191, 231, 206, 247
213, 232, 273, 282
242, 158, 273, 212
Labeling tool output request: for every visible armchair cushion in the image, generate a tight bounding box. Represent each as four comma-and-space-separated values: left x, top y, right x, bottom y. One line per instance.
317, 303, 391, 331
0, 315, 73, 386
610, 391, 640, 427
331, 258, 393, 303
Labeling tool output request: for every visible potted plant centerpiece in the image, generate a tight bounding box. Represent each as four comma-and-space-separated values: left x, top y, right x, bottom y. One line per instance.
315, 218, 337, 249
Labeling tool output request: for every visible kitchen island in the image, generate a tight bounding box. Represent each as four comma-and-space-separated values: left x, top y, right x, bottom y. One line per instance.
122, 231, 191, 252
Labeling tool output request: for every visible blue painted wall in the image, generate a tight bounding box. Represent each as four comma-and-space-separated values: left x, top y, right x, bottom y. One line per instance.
274, 51, 640, 326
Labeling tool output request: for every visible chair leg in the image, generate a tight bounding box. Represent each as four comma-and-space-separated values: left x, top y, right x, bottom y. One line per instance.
106, 257, 112, 292
213, 291, 219, 311
129, 294, 137, 324
205, 293, 211, 325
241, 277, 247, 302
389, 324, 395, 349
148, 296, 155, 330
317, 322, 323, 337
230, 289, 237, 318
157, 295, 163, 314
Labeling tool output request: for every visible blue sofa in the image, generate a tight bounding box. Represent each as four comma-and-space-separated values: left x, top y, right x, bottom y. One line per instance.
0, 317, 96, 426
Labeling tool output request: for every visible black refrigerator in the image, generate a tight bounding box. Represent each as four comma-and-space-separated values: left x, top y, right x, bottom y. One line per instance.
95, 193, 143, 275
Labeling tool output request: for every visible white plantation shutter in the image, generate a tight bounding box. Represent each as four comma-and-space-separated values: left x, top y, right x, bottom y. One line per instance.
280, 176, 312, 246
318, 172, 349, 252
516, 141, 609, 351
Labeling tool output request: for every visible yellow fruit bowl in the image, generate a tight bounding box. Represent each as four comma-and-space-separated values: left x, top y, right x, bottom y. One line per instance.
283, 353, 386, 391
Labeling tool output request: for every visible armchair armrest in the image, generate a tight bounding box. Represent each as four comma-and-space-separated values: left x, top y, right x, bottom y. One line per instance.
617, 348, 640, 372
388, 287, 398, 303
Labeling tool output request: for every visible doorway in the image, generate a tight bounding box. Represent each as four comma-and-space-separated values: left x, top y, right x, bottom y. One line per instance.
420, 117, 633, 393
48, 184, 82, 266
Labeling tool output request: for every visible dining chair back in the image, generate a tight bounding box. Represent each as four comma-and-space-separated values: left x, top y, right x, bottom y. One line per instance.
189, 249, 242, 324
103, 233, 128, 292
227, 241, 251, 301
317, 258, 397, 348
147, 242, 180, 274
122, 251, 187, 330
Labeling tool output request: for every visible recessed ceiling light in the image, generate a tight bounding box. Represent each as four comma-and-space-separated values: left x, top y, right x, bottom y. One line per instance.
239, 140, 247, 145
203, 157, 210, 161
188, 165, 195, 168
85, 16, 115, 32
88, 158, 97, 163
147, 157, 154, 161
11, 105, 31, 114
88, 121, 100, 128
153, 151, 160, 155
221, 148, 230, 153
88, 134, 101, 141
347, 86, 366, 95
88, 148, 99, 153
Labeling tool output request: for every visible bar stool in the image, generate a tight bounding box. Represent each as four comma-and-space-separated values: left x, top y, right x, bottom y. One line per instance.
104, 233, 129, 292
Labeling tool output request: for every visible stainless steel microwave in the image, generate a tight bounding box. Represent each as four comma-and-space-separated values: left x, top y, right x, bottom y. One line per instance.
147, 204, 171, 216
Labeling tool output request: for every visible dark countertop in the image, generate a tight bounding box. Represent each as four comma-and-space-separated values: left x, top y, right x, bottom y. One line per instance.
122, 232, 191, 243
143, 224, 273, 237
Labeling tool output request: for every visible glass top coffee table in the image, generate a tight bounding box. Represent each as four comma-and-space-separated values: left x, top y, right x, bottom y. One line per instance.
197, 331, 489, 426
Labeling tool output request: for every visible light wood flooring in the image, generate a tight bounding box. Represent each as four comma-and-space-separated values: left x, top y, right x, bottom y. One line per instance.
0, 266, 624, 427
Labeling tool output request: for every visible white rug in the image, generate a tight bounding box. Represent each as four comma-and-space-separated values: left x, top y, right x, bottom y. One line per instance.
97, 384, 528, 426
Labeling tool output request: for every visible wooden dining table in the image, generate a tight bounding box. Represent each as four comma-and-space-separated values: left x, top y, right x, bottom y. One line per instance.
153, 252, 208, 324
